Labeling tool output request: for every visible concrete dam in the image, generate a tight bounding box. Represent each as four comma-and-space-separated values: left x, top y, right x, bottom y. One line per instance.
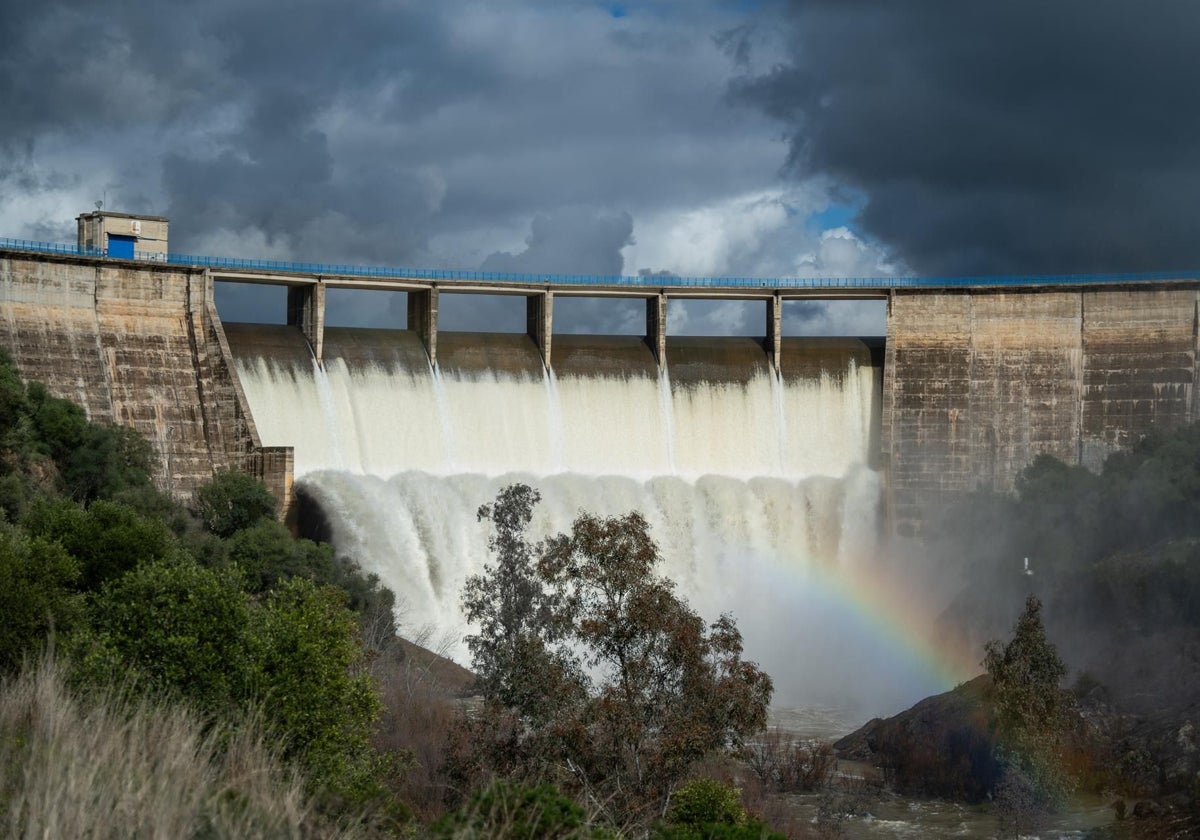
3, 238, 1199, 711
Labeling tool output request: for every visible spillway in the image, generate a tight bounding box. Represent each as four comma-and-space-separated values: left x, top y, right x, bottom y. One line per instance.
227, 325, 943, 715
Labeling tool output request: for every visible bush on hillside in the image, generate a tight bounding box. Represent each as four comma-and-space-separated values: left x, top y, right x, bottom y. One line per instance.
0, 526, 85, 673
195, 468, 278, 538
246, 576, 395, 805
432, 781, 614, 840
0, 349, 409, 827
667, 778, 746, 827
24, 497, 178, 590
88, 559, 252, 716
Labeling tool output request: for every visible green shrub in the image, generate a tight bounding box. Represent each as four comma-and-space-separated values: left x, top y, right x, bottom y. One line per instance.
667, 778, 745, 828
225, 519, 334, 593
88, 559, 252, 716
653, 778, 787, 840
25, 383, 151, 502
246, 577, 388, 804
0, 526, 84, 673
25, 497, 178, 590
195, 469, 278, 538
434, 781, 613, 840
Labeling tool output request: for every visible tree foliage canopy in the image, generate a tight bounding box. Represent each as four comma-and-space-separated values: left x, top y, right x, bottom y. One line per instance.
983, 595, 1074, 835
983, 595, 1069, 743
460, 484, 773, 816
195, 468, 279, 538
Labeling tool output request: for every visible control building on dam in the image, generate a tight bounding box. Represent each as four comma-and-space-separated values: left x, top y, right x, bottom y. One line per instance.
2, 212, 1200, 536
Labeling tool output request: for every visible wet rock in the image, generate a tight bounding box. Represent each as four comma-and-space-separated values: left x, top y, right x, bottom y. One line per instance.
833, 675, 999, 802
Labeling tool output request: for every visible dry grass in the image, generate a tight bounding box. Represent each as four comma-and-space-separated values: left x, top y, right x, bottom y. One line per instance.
0, 658, 368, 839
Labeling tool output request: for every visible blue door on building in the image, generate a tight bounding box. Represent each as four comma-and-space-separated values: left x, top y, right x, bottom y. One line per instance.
107, 234, 135, 259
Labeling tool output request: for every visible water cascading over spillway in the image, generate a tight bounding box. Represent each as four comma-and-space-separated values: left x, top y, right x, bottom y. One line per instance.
228, 325, 942, 717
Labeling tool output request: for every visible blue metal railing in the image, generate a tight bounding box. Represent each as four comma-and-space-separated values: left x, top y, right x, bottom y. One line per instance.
1, 235, 1196, 291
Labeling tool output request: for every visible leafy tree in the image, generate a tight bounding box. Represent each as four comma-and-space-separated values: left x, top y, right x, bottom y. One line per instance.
463, 484, 574, 722
224, 519, 400, 659
246, 577, 392, 804
195, 468, 278, 538
88, 562, 394, 808
25, 382, 151, 502
24, 497, 177, 590
983, 595, 1074, 836
1012, 455, 1105, 573
26, 381, 89, 463
225, 519, 334, 593
461, 485, 773, 819
88, 559, 252, 716
984, 595, 1070, 739
60, 423, 153, 502
0, 472, 34, 522
0, 526, 85, 672
0, 348, 27, 434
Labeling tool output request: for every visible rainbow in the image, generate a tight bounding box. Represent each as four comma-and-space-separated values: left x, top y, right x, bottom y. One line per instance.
719, 546, 983, 718
817, 561, 983, 691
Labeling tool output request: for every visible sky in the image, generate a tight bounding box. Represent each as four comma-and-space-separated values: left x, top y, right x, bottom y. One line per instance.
3, 1, 1197, 335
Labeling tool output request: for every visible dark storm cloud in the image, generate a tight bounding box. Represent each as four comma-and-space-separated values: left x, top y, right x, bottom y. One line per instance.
733, 1, 1200, 275
0, 0, 894, 334
481, 209, 634, 276
0, 0, 801, 279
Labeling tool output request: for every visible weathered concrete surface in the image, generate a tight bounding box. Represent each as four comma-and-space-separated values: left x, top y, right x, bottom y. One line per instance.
287, 282, 325, 364
6, 248, 1198, 539
1080, 289, 1198, 467
526, 292, 552, 368
0, 251, 292, 513
883, 286, 1200, 535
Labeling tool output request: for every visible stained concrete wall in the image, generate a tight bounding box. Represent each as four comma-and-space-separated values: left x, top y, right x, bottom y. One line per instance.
4, 248, 1197, 539
883, 286, 1200, 535
0, 251, 292, 513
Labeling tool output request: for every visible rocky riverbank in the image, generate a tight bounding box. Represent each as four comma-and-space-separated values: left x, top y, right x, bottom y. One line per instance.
831, 674, 1199, 838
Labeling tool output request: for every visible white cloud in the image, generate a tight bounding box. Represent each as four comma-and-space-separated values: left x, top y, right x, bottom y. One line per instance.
626, 189, 796, 277
794, 226, 897, 278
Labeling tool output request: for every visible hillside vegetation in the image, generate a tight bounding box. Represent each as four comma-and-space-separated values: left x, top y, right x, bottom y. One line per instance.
0, 348, 412, 832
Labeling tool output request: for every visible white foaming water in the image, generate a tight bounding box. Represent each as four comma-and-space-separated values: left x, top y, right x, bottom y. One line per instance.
235, 355, 878, 479
234, 352, 942, 714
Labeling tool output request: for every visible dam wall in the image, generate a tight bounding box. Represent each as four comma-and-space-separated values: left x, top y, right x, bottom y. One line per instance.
0, 251, 292, 507
883, 286, 1200, 535
4, 244, 1200, 540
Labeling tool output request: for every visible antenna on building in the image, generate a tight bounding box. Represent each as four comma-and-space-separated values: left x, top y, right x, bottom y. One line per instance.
94, 200, 103, 211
